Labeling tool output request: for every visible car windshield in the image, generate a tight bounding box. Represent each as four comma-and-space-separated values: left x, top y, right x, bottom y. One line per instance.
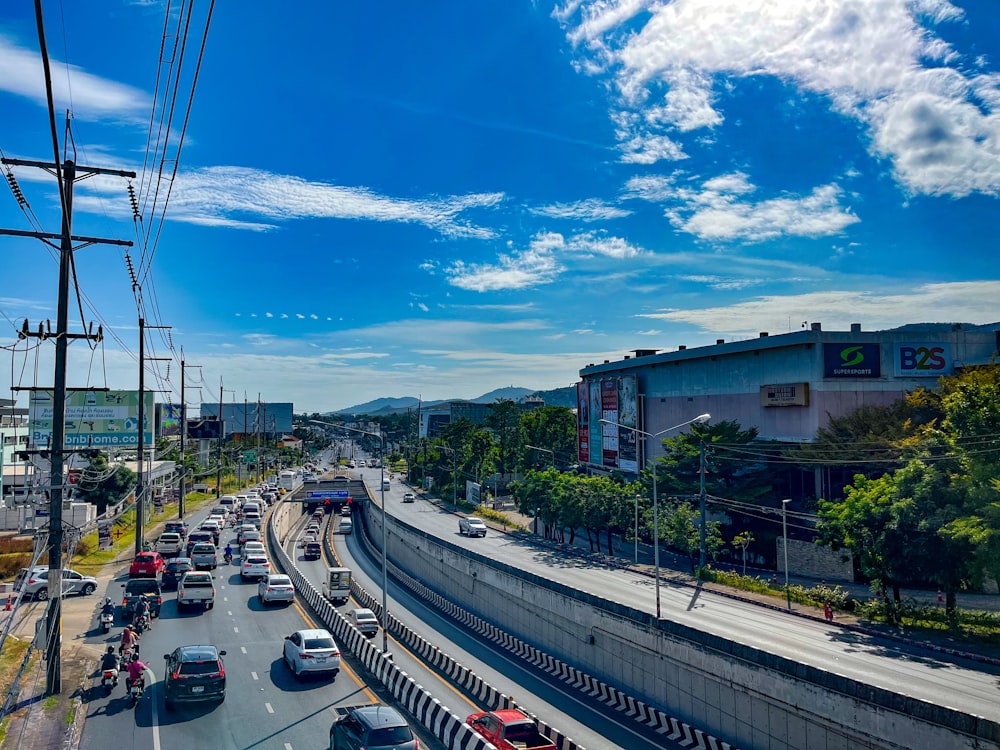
178, 661, 221, 676
167, 562, 191, 571
369, 727, 414, 744
247, 557, 267, 564
269, 577, 291, 586
303, 636, 335, 649
355, 611, 375, 622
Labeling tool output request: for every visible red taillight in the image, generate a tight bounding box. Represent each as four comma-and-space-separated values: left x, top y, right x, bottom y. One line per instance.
157, 596, 162, 604
172, 670, 187, 680
298, 652, 313, 659
122, 597, 127, 606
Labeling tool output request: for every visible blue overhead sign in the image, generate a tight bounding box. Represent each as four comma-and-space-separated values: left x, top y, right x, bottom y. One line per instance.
305, 490, 350, 500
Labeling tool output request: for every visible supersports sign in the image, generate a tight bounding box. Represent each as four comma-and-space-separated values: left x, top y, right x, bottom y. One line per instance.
823, 343, 881, 378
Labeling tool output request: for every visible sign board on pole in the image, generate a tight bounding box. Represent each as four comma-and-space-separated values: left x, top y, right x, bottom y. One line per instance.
28, 389, 155, 448
244, 450, 257, 464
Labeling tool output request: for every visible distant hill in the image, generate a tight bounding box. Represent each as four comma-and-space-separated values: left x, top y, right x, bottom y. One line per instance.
331, 385, 575, 416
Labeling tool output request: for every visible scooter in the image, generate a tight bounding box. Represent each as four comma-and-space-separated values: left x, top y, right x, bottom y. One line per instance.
223, 551, 233, 564
127, 676, 145, 706
100, 668, 118, 692
100, 610, 114, 633
132, 612, 150, 634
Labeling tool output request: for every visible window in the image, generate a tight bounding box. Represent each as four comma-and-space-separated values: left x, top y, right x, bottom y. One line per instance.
179, 660, 221, 676
369, 727, 413, 744
304, 636, 334, 649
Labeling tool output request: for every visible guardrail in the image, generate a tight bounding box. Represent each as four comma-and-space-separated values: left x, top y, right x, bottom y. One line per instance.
266, 501, 497, 750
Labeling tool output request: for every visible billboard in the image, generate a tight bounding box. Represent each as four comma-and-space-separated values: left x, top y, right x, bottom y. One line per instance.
157, 402, 184, 436
601, 379, 618, 468
199, 402, 294, 435
187, 418, 222, 440
823, 343, 881, 378
577, 382, 589, 463
893, 343, 952, 377
617, 375, 638, 473
29, 390, 154, 449
588, 381, 602, 465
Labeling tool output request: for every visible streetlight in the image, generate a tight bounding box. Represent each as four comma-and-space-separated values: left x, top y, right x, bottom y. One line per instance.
313, 421, 389, 654
524, 445, 555, 469
601, 413, 711, 619
782, 498, 792, 610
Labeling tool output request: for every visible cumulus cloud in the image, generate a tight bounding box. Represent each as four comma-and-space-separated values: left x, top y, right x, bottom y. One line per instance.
555, 0, 1000, 196
531, 198, 632, 221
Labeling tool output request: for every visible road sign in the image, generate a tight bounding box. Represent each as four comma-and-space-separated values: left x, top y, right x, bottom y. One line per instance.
112, 526, 125, 540
244, 450, 257, 464
305, 489, 350, 500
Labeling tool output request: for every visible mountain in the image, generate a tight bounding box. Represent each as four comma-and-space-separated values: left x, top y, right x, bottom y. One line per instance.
331, 385, 571, 416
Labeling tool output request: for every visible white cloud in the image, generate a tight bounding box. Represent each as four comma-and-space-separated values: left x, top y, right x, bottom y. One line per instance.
0, 35, 149, 120
265, 312, 273, 318
531, 198, 632, 221
417, 303, 429, 312
296, 314, 305, 319
310, 314, 319, 320
639, 281, 1000, 336
565, 231, 644, 258
556, 0, 1000, 196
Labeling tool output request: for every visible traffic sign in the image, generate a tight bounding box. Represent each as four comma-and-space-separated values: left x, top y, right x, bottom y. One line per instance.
112, 527, 125, 540
305, 489, 350, 500
244, 450, 257, 464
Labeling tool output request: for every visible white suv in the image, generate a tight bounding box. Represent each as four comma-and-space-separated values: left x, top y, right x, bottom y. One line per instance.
241, 554, 271, 581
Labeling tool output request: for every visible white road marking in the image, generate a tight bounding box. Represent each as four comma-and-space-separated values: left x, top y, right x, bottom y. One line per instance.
284, 744, 293, 750
251, 671, 259, 680
227, 610, 233, 616
146, 665, 161, 750
240, 646, 247, 654
233, 627, 239, 633
265, 702, 274, 713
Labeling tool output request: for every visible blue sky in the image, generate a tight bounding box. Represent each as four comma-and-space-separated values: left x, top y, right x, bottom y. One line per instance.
2, 0, 999, 414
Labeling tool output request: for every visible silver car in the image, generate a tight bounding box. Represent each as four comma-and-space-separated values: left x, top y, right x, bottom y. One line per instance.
190, 542, 218, 570
14, 567, 98, 600
257, 574, 295, 606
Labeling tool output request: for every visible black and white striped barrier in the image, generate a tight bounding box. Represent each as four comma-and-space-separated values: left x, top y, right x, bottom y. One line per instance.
266, 506, 498, 750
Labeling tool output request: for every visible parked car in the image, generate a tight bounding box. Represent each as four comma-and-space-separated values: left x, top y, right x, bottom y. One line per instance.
283, 628, 340, 677
257, 574, 295, 606
121, 577, 163, 617
161, 557, 193, 590
14, 566, 97, 601
329, 704, 417, 750
459, 517, 488, 537
241, 554, 271, 581
155, 532, 184, 557
190, 542, 218, 571
129, 552, 166, 578
162, 645, 226, 709
346, 608, 378, 637
304, 541, 322, 560
177, 571, 216, 611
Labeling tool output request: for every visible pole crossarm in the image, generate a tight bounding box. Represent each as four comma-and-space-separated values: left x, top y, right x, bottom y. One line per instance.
2, 156, 136, 179
0, 227, 133, 247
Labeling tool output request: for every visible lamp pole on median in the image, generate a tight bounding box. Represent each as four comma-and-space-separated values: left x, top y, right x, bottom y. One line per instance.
601, 413, 711, 619
317, 421, 389, 654
782, 498, 792, 610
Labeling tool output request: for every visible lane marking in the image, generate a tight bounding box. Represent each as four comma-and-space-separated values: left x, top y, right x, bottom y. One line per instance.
284, 744, 293, 750
233, 627, 239, 633
227, 610, 233, 616
265, 702, 274, 714
251, 671, 259, 680
240, 646, 247, 654
146, 665, 161, 750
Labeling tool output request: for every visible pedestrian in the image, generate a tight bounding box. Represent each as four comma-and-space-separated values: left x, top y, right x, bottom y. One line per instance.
824, 601, 834, 622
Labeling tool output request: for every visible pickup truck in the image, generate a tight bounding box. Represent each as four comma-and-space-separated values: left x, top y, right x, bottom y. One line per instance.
155, 532, 183, 557
459, 517, 488, 537
121, 578, 163, 617
466, 709, 557, 750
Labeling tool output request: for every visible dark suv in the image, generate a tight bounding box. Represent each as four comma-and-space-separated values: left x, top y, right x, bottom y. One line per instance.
161, 557, 194, 590
121, 577, 162, 617
329, 704, 417, 750
164, 521, 189, 539
163, 645, 226, 709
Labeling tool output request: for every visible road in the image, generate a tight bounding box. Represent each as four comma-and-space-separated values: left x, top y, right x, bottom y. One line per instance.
362, 466, 1000, 723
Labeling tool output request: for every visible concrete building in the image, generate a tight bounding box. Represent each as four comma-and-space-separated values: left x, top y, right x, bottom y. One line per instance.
418, 399, 544, 439
1, 398, 33, 504
577, 322, 1000, 479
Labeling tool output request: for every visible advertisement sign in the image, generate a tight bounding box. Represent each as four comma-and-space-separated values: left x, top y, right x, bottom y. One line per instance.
893, 343, 952, 377
617, 375, 638, 473
157, 402, 183, 436
760, 383, 810, 407
98, 520, 112, 550
466, 480, 481, 505
577, 382, 589, 463
823, 343, 881, 378
29, 390, 155, 449
601, 379, 619, 468
588, 381, 602, 465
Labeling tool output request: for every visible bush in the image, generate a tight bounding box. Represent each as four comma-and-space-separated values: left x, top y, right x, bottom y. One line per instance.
0, 553, 33, 580
698, 567, 850, 610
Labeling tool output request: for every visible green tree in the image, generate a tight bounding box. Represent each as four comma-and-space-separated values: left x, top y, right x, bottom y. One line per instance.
520, 406, 576, 468
485, 399, 524, 478
74, 453, 136, 515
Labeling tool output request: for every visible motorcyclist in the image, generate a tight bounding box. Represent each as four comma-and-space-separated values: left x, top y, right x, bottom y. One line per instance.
133, 595, 151, 629
100, 646, 120, 685
224, 543, 233, 563
126, 656, 147, 692
119, 625, 139, 656
100, 597, 115, 617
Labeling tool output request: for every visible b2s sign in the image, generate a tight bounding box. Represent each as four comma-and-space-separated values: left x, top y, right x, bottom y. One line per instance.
894, 343, 952, 377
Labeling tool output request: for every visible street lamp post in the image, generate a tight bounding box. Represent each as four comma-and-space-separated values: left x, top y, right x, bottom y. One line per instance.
601, 413, 711, 619
782, 498, 792, 610
313, 421, 389, 653
524, 445, 555, 469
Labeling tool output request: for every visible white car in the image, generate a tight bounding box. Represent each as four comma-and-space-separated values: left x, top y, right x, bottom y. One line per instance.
459, 517, 488, 537
299, 533, 318, 547
241, 554, 271, 581
305, 522, 321, 535
257, 574, 295, 606
402, 492, 415, 503
283, 628, 340, 677
242, 541, 266, 557
346, 607, 379, 637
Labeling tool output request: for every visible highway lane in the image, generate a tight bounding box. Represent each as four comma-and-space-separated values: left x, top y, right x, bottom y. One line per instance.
365, 468, 1000, 723
297, 471, 688, 750
77, 491, 444, 750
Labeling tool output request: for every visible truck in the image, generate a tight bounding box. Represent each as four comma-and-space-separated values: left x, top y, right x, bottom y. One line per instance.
466, 709, 557, 750
459, 517, 488, 537
155, 532, 184, 557
321, 567, 351, 603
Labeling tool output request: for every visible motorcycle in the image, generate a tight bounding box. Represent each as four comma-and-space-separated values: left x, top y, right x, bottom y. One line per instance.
132, 611, 150, 634
100, 668, 119, 692
100, 610, 114, 634
223, 551, 233, 564
127, 676, 145, 706
120, 645, 137, 664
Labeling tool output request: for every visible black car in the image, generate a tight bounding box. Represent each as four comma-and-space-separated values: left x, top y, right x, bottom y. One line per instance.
164, 521, 189, 539
163, 645, 227, 708
304, 541, 322, 560
121, 578, 162, 617
161, 557, 194, 590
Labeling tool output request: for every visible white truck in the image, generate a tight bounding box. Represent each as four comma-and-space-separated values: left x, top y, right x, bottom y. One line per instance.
321, 567, 351, 604
155, 532, 184, 556
459, 517, 488, 537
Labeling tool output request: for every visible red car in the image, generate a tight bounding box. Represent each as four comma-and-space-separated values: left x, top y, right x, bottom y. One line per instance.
129, 551, 166, 578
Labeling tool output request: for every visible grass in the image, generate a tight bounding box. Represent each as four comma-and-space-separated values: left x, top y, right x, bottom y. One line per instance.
0, 636, 32, 703
41, 695, 57, 711
65, 702, 76, 726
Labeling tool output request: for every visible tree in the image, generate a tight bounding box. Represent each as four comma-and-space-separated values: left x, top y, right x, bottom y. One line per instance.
520, 406, 576, 468
485, 399, 524, 478
732, 531, 754, 575
74, 453, 136, 515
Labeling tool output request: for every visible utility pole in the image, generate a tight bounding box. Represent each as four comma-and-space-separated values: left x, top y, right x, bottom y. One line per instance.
699, 439, 707, 570
134, 317, 170, 557
178, 359, 201, 519
1, 156, 135, 696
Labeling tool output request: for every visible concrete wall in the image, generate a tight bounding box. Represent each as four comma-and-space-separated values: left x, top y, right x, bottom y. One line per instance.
366, 506, 1000, 750
777, 538, 854, 583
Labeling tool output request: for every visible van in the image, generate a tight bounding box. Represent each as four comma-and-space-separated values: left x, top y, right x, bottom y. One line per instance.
321, 567, 351, 603
219, 495, 238, 511
243, 501, 261, 516
337, 517, 353, 535
381, 477, 391, 491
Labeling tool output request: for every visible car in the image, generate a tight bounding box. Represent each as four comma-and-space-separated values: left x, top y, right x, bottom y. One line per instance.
244, 511, 262, 529
121, 577, 163, 617
185, 531, 214, 557
347, 460, 356, 469
299, 532, 318, 547
240, 528, 263, 545
305, 522, 321, 535
241, 554, 271, 581
162, 645, 227, 708
218, 495, 238, 512
311, 511, 324, 523
177, 571, 216, 611
199, 522, 221, 545
459, 517, 488, 537
237, 524, 258, 544
164, 521, 189, 539
155, 532, 184, 557
304, 541, 322, 560
210, 505, 229, 519
242, 539, 266, 555
129, 552, 166, 578
190, 542, 218, 570
329, 703, 417, 750
161, 557, 194, 590
14, 566, 97, 601
337, 517, 353, 534
283, 628, 341, 677
345, 607, 379, 637
402, 492, 415, 503
257, 574, 295, 606
357, 459, 366, 467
